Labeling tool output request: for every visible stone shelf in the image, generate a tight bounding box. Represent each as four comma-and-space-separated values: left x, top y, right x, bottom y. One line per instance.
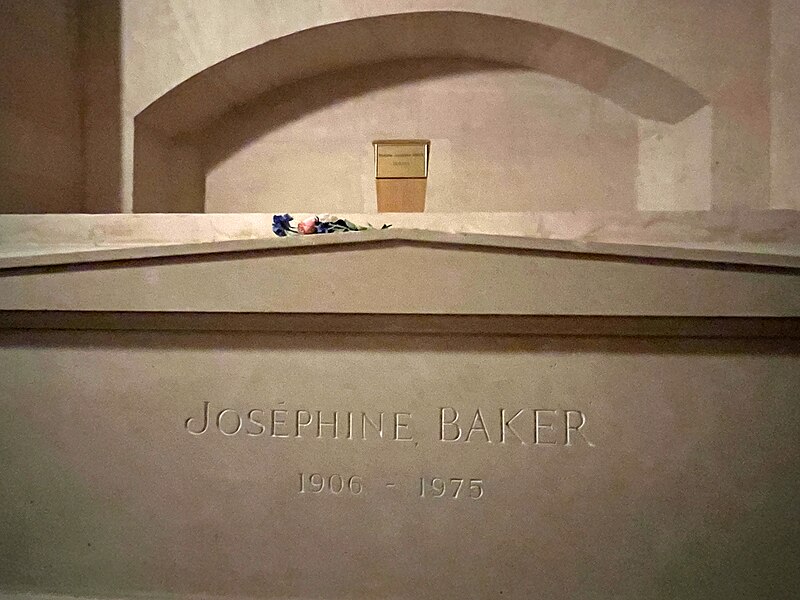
2, 211, 799, 259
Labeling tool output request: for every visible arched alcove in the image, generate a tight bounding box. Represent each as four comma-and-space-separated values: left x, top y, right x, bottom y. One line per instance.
133, 11, 708, 213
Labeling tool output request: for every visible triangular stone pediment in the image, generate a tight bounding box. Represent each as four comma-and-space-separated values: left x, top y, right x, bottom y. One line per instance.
2, 229, 799, 269
0, 230, 798, 318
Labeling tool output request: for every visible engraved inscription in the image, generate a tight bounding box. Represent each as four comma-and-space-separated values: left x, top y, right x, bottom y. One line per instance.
419, 477, 484, 499
294, 474, 486, 499
184, 403, 594, 447
185, 403, 418, 442
439, 407, 594, 446
299, 473, 363, 495
374, 141, 428, 178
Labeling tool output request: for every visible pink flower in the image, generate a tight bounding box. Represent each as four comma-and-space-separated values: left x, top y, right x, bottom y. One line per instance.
297, 216, 318, 234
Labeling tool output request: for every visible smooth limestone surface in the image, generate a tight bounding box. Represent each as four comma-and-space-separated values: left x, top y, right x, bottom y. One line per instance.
2, 212, 800, 258
1, 232, 798, 599
3, 1, 799, 213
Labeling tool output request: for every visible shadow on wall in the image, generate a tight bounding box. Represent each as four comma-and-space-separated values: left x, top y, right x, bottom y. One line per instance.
82, 0, 123, 214
198, 59, 648, 213
133, 11, 708, 213
0, 0, 122, 213
198, 58, 521, 175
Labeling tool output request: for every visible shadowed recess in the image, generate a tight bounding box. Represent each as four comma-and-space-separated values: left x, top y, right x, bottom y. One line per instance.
132, 11, 707, 213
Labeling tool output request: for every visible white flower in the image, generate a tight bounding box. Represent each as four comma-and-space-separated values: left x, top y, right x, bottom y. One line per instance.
317, 213, 337, 223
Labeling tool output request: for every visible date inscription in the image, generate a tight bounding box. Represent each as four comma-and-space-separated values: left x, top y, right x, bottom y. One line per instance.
299, 473, 363, 495
297, 473, 485, 499
420, 477, 483, 499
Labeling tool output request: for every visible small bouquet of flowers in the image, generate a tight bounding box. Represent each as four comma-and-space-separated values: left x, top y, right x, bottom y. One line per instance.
272, 214, 391, 237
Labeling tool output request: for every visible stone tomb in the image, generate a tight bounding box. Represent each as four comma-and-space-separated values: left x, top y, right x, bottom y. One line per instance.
1, 230, 799, 599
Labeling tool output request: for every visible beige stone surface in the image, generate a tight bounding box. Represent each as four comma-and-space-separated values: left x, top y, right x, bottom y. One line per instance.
2, 231, 798, 314
202, 64, 641, 213
2, 212, 799, 258
122, 1, 764, 118
637, 107, 712, 211
129, 6, 758, 214
1, 330, 798, 599
2, 330, 797, 599
771, 0, 800, 210
3, 6, 800, 595
1, 1, 797, 221
1, 237, 798, 598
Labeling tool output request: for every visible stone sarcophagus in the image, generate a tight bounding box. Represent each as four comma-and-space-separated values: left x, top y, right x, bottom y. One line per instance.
1, 230, 798, 599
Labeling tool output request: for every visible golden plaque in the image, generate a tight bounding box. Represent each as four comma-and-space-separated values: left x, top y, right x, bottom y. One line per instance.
373, 139, 430, 212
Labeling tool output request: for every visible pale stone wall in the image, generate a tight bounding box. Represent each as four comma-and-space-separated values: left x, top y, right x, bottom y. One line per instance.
121, 0, 767, 118
204, 65, 641, 213
771, 0, 800, 210
1, 1, 797, 216
118, 0, 773, 215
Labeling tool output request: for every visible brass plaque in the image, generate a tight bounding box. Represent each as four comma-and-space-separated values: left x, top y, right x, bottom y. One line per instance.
373, 139, 429, 178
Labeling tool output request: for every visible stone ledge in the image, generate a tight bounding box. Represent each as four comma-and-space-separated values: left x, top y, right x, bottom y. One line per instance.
1, 212, 799, 259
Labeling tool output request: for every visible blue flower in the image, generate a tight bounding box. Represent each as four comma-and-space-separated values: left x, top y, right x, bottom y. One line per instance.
272, 214, 293, 236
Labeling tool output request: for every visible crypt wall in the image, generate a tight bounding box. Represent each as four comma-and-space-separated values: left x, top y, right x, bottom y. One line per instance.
133, 18, 709, 214
125, 1, 770, 214
114, 0, 789, 212
1, 1, 798, 223
2, 6, 800, 595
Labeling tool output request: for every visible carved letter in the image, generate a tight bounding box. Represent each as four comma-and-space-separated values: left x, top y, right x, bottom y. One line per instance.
185, 401, 210, 435
317, 411, 338, 439
466, 409, 491, 443
439, 407, 461, 442
393, 412, 413, 441
296, 410, 313, 437
246, 409, 265, 436
346, 411, 354, 440
500, 408, 526, 444
566, 410, 595, 447
270, 409, 289, 437
361, 412, 385, 440
534, 410, 557, 445
217, 408, 242, 436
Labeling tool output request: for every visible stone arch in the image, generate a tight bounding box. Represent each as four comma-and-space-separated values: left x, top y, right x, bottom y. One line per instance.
133, 11, 707, 212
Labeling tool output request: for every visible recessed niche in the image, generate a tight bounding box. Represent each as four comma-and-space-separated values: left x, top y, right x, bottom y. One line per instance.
133, 11, 708, 213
